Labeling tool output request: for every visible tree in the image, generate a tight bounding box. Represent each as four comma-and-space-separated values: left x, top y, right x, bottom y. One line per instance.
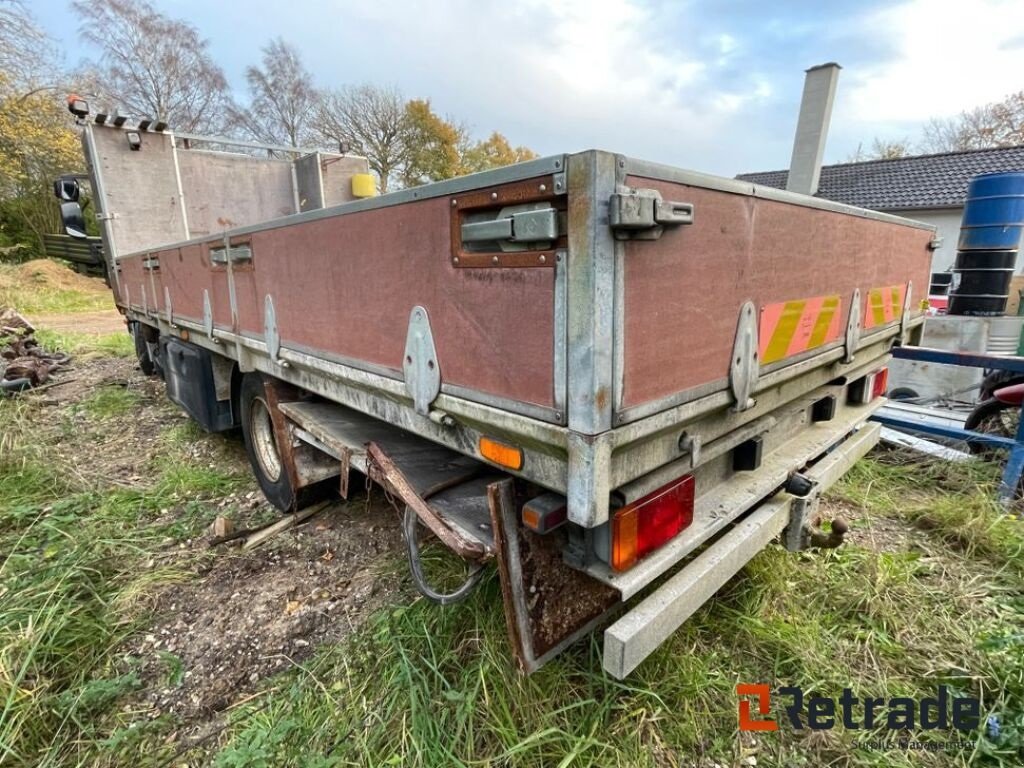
73, 0, 233, 133
236, 39, 318, 147
846, 137, 911, 162
315, 85, 408, 193
0, 74, 82, 258
920, 92, 1024, 153
0, 3, 81, 260
398, 99, 463, 187
460, 132, 538, 173
0, 1, 48, 90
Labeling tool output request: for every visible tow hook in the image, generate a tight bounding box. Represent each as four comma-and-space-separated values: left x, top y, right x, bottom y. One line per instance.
783, 471, 849, 551
808, 514, 849, 549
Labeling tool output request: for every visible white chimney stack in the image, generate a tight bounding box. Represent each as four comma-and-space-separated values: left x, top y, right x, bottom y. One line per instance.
786, 62, 841, 196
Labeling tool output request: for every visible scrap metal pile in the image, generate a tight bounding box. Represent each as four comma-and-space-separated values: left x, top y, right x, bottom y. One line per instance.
0, 308, 70, 393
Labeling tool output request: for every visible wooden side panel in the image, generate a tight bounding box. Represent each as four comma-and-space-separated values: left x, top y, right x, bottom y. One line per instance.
143, 184, 557, 411
620, 177, 934, 411
159, 245, 207, 322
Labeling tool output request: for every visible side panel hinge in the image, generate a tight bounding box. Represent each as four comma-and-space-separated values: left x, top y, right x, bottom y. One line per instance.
609, 187, 694, 241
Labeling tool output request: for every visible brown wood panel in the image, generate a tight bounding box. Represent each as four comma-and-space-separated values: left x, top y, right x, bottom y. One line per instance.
621, 177, 934, 410
248, 194, 556, 408
156, 244, 207, 322
145, 183, 556, 410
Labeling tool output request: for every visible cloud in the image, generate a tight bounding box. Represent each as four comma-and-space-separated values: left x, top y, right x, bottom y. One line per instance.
845, 0, 1024, 123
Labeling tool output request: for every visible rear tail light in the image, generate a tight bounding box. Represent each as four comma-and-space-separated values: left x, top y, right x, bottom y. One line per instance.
871, 367, 889, 399
611, 474, 695, 572
849, 367, 889, 405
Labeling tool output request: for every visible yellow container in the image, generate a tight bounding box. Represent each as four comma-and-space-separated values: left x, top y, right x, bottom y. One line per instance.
351, 173, 377, 198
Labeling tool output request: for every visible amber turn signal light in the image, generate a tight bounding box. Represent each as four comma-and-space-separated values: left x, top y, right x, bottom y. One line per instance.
479, 436, 523, 470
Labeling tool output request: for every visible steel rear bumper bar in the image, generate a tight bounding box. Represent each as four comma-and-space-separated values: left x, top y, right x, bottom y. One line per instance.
602, 421, 880, 679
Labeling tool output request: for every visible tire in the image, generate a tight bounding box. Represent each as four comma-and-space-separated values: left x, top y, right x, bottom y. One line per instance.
888, 387, 919, 401
239, 373, 320, 513
132, 323, 156, 376
964, 398, 1019, 458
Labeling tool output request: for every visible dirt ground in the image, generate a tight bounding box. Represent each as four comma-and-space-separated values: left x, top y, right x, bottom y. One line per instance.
28, 308, 124, 334
20, 349, 410, 730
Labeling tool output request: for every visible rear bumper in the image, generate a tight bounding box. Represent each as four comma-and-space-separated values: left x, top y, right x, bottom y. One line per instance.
602, 420, 880, 679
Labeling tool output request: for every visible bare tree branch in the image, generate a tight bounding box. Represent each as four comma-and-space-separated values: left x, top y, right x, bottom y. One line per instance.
72, 0, 234, 133
234, 39, 318, 148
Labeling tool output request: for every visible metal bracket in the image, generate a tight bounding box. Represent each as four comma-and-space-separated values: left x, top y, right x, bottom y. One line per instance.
403, 306, 441, 416
784, 488, 820, 552
729, 301, 759, 412
899, 281, 913, 342
609, 186, 694, 241
844, 288, 861, 364
202, 290, 214, 338
460, 205, 558, 251
264, 294, 280, 361
928, 236, 943, 251
678, 432, 702, 470
163, 286, 173, 325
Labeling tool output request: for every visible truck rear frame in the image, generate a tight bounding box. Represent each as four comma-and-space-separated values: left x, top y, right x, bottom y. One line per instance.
63, 113, 934, 676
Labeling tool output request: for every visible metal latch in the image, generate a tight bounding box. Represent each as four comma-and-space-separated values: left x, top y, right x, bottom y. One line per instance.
461, 207, 558, 247
609, 187, 694, 240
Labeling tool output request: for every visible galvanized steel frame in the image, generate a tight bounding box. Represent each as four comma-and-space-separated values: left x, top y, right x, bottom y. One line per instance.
105, 141, 924, 531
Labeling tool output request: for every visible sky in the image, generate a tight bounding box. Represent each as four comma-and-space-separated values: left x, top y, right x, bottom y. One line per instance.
28, 0, 1024, 177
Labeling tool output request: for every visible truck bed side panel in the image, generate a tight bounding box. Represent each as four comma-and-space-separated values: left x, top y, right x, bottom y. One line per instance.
620, 177, 934, 413
136, 190, 557, 411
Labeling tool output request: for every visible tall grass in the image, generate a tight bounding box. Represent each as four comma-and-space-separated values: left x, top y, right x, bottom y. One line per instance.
203, 454, 1024, 768
0, 398, 245, 767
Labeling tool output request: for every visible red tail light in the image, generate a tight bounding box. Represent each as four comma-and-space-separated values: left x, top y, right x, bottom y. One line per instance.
611, 475, 695, 572
871, 367, 889, 399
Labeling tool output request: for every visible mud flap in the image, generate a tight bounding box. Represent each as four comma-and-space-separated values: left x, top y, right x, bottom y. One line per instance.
488, 479, 621, 673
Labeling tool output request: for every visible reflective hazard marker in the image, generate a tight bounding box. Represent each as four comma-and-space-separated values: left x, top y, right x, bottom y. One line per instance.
863, 284, 907, 330
758, 294, 843, 365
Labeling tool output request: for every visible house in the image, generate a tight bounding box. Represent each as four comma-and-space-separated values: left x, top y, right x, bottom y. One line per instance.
737, 145, 1024, 276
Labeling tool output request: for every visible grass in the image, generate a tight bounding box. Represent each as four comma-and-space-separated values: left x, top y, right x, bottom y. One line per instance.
33, 328, 133, 359
0, 261, 114, 315
2, 265, 1023, 766
0, 384, 245, 768
193, 454, 1024, 768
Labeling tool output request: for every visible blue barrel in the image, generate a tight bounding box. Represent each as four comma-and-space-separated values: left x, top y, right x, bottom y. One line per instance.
958, 171, 1024, 250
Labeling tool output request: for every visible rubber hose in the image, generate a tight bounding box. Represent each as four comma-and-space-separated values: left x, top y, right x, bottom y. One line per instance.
403, 505, 485, 606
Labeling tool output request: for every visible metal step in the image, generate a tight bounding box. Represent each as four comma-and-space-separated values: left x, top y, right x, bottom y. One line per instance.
278, 399, 499, 558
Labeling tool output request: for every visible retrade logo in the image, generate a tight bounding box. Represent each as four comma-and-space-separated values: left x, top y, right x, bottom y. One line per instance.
736, 684, 980, 732
736, 684, 778, 731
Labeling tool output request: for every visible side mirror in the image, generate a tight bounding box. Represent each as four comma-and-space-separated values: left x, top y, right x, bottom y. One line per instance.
54, 176, 80, 203
60, 201, 88, 238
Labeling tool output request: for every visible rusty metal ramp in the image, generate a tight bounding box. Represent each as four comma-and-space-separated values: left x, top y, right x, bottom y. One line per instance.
278, 400, 499, 561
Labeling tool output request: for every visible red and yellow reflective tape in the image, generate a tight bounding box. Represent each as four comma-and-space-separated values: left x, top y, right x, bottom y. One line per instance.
863, 284, 906, 330
758, 294, 843, 365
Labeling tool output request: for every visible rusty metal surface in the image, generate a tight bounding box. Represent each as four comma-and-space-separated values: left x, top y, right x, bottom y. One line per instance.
449, 178, 564, 269
489, 480, 620, 672
367, 442, 490, 561
620, 176, 934, 411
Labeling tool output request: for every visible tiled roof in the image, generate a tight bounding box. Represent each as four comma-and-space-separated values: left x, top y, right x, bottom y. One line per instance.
736, 145, 1024, 210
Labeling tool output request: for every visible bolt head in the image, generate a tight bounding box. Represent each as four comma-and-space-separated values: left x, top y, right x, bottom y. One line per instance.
491, 192, 498, 200
451, 199, 457, 207
539, 183, 547, 192
539, 254, 546, 263
492, 255, 500, 264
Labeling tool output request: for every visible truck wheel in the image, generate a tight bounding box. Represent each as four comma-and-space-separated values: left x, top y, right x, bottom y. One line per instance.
240, 373, 303, 512
132, 323, 157, 376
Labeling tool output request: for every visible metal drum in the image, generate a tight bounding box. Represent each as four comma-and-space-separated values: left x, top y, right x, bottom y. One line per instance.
929, 271, 953, 296
948, 249, 1018, 316
957, 171, 1024, 251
